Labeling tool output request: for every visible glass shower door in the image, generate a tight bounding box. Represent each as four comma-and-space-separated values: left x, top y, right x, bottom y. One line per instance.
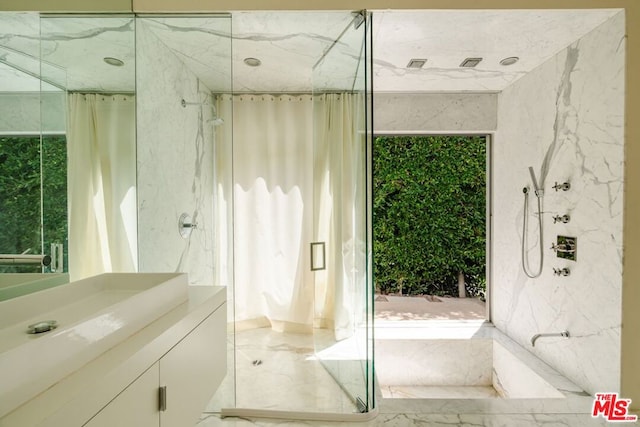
311, 11, 374, 413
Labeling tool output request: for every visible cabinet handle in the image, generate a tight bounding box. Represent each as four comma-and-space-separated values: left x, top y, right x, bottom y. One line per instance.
159, 386, 167, 412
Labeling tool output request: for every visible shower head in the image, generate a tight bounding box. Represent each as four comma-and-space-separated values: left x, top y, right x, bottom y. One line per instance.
182, 98, 224, 126
208, 117, 224, 126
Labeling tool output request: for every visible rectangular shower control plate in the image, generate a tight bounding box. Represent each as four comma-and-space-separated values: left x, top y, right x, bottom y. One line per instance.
556, 235, 577, 261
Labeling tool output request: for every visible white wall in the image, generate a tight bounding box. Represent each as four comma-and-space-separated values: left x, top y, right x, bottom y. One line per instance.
492, 12, 625, 394
374, 92, 496, 133
136, 20, 216, 285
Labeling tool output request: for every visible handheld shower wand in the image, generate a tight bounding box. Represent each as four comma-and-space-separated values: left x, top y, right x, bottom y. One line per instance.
528, 166, 542, 197
522, 166, 544, 278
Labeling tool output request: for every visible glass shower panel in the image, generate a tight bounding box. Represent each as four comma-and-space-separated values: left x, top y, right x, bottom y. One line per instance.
311, 11, 374, 412
0, 13, 43, 273
39, 16, 70, 275
40, 15, 136, 280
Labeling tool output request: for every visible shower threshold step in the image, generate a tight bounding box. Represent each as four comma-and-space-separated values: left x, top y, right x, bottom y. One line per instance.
381, 385, 499, 399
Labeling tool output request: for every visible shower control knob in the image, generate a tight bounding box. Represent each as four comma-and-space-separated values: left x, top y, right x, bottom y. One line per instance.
553, 267, 570, 276
553, 214, 570, 224
552, 181, 571, 192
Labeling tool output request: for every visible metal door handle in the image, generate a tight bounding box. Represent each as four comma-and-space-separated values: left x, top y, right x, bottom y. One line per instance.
159, 386, 167, 411
310, 242, 326, 271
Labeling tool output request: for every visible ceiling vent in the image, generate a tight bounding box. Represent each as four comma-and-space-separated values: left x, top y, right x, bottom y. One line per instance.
406, 58, 427, 69
459, 57, 483, 68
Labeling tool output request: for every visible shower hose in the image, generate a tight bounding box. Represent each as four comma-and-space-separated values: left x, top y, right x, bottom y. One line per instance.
522, 187, 544, 278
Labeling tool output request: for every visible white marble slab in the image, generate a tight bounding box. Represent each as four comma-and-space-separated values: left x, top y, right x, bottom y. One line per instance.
206, 328, 356, 414
198, 410, 614, 426
0, 10, 625, 93
39, 16, 135, 91
492, 11, 625, 395
381, 385, 498, 399
136, 20, 216, 285
374, 92, 497, 133
0, 91, 66, 133
371, 9, 620, 92
376, 339, 493, 387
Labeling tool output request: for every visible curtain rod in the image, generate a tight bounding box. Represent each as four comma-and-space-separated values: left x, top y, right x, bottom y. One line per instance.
212, 91, 360, 96
67, 91, 135, 95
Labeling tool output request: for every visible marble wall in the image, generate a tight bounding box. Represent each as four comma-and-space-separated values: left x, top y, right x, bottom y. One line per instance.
136, 20, 216, 285
492, 12, 625, 394
374, 92, 497, 133
0, 92, 66, 133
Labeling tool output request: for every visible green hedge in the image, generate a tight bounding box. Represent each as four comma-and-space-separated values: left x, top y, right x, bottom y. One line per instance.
373, 135, 486, 297
0, 135, 67, 273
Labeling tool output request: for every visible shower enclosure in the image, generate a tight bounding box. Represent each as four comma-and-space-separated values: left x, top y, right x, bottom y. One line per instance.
310, 11, 374, 414
204, 10, 375, 417
1, 7, 628, 418
4, 9, 374, 418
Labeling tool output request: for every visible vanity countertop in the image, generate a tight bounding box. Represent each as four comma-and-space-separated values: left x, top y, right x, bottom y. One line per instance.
1, 285, 226, 427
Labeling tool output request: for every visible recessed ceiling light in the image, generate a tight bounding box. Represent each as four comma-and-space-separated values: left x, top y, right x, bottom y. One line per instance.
103, 57, 124, 67
406, 58, 428, 69
500, 56, 520, 66
460, 57, 483, 68
244, 57, 261, 67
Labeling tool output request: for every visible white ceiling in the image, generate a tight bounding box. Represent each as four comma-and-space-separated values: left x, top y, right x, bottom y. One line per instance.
372, 9, 620, 91
0, 9, 622, 94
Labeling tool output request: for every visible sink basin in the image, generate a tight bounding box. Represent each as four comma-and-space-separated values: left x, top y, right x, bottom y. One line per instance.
0, 272, 188, 418
0, 273, 69, 302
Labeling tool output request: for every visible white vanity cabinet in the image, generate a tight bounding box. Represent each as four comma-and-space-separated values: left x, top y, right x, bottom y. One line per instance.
0, 286, 226, 427
83, 305, 226, 427
83, 364, 159, 427
159, 306, 226, 426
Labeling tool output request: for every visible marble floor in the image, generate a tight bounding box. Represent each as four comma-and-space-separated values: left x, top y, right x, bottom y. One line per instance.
198, 304, 637, 427
196, 412, 618, 426
198, 327, 633, 426
205, 328, 360, 414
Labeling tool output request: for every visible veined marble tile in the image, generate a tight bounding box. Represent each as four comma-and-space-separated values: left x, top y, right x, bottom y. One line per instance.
492, 11, 625, 395
381, 385, 498, 399
139, 17, 232, 93
39, 16, 135, 91
373, 93, 497, 133
196, 412, 616, 427
0, 10, 624, 93
0, 12, 41, 58
136, 20, 216, 285
371, 10, 620, 92
0, 13, 133, 92
376, 339, 493, 387
205, 328, 357, 414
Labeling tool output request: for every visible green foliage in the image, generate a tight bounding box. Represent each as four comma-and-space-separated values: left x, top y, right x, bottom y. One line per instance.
0, 135, 67, 273
42, 136, 69, 272
373, 135, 486, 297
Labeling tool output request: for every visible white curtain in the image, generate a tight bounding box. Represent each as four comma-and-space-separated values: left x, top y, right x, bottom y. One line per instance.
67, 93, 137, 281
222, 94, 314, 333
313, 93, 366, 340
218, 93, 365, 339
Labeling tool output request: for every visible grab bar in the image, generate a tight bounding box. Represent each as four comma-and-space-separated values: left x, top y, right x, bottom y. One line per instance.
0, 254, 51, 266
